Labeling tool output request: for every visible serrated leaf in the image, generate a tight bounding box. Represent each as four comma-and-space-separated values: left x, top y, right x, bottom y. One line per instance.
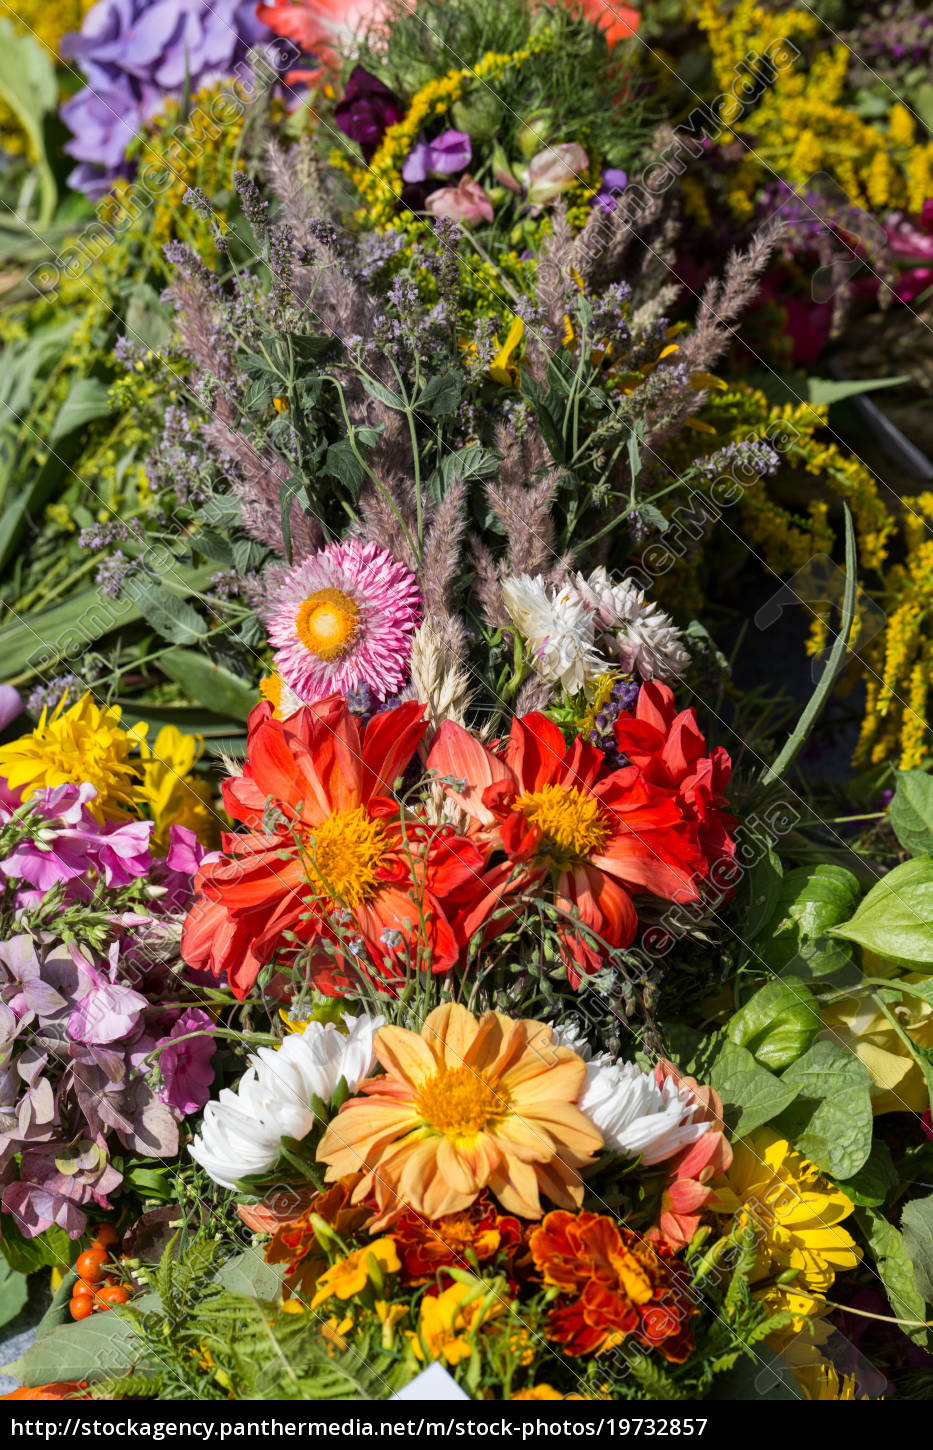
130, 579, 206, 646
417, 370, 461, 418
830, 1140, 898, 1207
856, 1207, 931, 1347
361, 375, 405, 409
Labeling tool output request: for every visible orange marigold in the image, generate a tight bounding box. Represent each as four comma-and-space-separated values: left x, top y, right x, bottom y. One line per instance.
529, 1210, 697, 1361
392, 1192, 529, 1285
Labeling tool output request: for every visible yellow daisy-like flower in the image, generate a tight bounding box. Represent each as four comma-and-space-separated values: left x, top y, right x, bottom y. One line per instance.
511, 1385, 586, 1400
714, 1128, 861, 1328
411, 1278, 503, 1366
309, 1238, 400, 1311
135, 724, 216, 852
0, 693, 146, 822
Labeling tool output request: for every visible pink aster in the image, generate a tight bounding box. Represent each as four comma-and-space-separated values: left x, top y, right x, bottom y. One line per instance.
265, 539, 420, 702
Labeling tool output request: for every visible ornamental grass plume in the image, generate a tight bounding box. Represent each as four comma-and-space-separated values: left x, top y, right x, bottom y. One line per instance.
317, 1002, 603, 1228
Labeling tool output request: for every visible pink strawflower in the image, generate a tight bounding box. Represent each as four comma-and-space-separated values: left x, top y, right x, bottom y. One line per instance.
265, 539, 420, 702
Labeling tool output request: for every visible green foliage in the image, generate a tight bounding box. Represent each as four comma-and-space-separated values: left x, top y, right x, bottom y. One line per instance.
749, 863, 860, 981
776, 1041, 874, 1180
727, 978, 820, 1070
829, 856, 933, 970
890, 770, 933, 857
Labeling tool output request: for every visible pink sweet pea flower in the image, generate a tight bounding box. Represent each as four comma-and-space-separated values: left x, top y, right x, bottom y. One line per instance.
425, 174, 494, 227
0, 686, 23, 731
525, 143, 588, 209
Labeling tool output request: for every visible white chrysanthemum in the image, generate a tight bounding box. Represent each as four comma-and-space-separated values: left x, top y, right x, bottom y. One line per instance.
578, 1057, 709, 1164
573, 567, 691, 682
501, 573, 604, 694
189, 1013, 383, 1189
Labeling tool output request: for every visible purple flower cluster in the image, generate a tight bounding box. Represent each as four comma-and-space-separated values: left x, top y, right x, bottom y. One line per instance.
60, 0, 273, 198
0, 780, 218, 1237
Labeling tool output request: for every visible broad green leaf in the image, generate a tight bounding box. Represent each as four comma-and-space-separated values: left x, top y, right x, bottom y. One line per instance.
890, 770, 933, 857
159, 648, 258, 721
216, 1250, 284, 1301
0, 1259, 28, 1330
829, 856, 933, 970
901, 1194, 933, 1304
48, 378, 113, 445
0, 1219, 74, 1276
856, 1207, 930, 1348
2, 1310, 150, 1387
709, 1040, 799, 1135
118, 578, 206, 648
727, 978, 820, 1069
779, 1040, 873, 1179
740, 844, 784, 939
752, 863, 860, 979
830, 1140, 898, 1207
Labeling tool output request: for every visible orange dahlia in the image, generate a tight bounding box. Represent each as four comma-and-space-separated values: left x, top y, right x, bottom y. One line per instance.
529, 1210, 696, 1361
317, 1003, 603, 1228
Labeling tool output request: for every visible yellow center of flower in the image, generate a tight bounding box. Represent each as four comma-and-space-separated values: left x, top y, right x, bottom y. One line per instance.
295, 588, 360, 661
303, 806, 388, 907
416, 1066, 503, 1137
515, 783, 610, 867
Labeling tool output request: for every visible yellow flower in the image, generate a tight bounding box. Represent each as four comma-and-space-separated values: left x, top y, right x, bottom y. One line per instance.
374, 1299, 407, 1349
488, 315, 525, 388
820, 980, 933, 1114
512, 1385, 586, 1400
309, 1238, 400, 1311
411, 1278, 503, 1366
0, 693, 146, 822
714, 1127, 860, 1328
135, 724, 215, 851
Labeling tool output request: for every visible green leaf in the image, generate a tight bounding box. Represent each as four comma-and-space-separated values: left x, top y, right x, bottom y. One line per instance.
828, 856, 933, 970
0, 1220, 75, 1276
830, 1140, 898, 1207
727, 978, 820, 1070
216, 1251, 284, 1301
740, 843, 784, 939
757, 503, 857, 788
807, 375, 911, 406
48, 378, 113, 445
0, 1259, 28, 1330
856, 1207, 930, 1348
752, 863, 861, 979
890, 770, 933, 857
129, 579, 206, 647
901, 1194, 933, 1304
0, 18, 58, 224
2, 1312, 151, 1388
158, 648, 257, 721
779, 1040, 873, 1179
417, 370, 461, 418
361, 375, 405, 410
709, 1040, 799, 1135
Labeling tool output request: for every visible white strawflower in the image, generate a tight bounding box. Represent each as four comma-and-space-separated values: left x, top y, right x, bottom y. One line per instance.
189, 1012, 383, 1189
501, 573, 604, 694
578, 1056, 709, 1164
573, 567, 690, 682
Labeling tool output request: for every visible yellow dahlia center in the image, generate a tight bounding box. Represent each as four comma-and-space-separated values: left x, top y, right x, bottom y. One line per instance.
416, 1066, 503, 1136
515, 783, 610, 866
295, 588, 360, 662
303, 806, 388, 907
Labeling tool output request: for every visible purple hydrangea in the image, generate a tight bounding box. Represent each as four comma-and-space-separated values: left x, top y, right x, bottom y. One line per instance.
60, 0, 274, 198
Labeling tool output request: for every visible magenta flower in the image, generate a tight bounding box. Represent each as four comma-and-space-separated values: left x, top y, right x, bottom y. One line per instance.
334, 65, 405, 155
265, 538, 421, 702
401, 129, 471, 184
0, 781, 153, 899
0, 685, 23, 732
156, 1007, 216, 1116
425, 174, 494, 227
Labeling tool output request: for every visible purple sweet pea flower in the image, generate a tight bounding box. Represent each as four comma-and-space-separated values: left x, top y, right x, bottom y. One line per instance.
594, 167, 628, 212
156, 1006, 215, 1116
334, 65, 405, 155
0, 686, 23, 732
60, 0, 274, 197
401, 129, 471, 184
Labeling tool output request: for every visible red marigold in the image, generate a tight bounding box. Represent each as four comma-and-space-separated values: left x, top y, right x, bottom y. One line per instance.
529, 1210, 696, 1361
428, 710, 706, 985
613, 682, 736, 876
181, 695, 485, 999
392, 1193, 528, 1286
